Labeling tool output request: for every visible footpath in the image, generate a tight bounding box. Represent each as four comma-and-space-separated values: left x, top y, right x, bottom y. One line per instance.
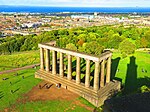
0, 63, 40, 75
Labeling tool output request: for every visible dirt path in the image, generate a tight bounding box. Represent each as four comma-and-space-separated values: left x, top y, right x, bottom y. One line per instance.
24, 81, 79, 101
8, 81, 94, 111
0, 63, 40, 75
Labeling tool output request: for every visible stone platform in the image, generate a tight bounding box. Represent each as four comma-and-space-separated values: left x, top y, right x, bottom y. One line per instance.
35, 70, 121, 107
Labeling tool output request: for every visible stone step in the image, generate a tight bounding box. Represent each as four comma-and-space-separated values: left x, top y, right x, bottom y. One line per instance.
35, 70, 99, 97
35, 70, 121, 107
98, 81, 120, 98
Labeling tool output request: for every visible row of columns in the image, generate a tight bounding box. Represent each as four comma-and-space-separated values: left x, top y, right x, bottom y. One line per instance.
40, 47, 112, 91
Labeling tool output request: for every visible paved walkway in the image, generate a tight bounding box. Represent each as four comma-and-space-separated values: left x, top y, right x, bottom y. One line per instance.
0, 63, 40, 75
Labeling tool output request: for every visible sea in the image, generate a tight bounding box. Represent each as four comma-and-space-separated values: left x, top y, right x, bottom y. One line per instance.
0, 6, 150, 13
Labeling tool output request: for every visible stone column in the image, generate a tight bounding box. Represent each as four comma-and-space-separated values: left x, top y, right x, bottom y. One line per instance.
93, 61, 100, 91
100, 60, 105, 88
106, 56, 111, 83
52, 50, 57, 74
67, 55, 72, 80
40, 47, 44, 70
59, 52, 64, 77
76, 57, 81, 84
85, 59, 90, 88
45, 49, 50, 72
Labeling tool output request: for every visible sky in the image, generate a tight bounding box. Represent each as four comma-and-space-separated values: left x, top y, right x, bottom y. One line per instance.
0, 0, 150, 7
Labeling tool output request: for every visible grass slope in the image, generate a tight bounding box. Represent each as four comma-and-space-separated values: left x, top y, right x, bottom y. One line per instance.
0, 68, 41, 110
10, 99, 93, 112
0, 50, 40, 71
112, 51, 150, 94
0, 68, 94, 111
0, 50, 149, 111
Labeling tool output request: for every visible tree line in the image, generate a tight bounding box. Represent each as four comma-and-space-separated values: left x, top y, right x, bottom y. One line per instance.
0, 25, 150, 57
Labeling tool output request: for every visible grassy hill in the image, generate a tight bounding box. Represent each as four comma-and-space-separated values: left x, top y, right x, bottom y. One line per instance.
0, 50, 149, 111
112, 50, 150, 94
0, 50, 40, 71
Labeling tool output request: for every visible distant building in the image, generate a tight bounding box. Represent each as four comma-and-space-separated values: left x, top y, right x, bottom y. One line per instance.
71, 15, 94, 20
21, 22, 42, 28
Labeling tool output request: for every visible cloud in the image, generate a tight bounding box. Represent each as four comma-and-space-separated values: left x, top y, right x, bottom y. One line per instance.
0, 0, 150, 7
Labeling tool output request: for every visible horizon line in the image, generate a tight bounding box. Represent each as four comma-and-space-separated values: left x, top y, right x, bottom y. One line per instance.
0, 5, 150, 8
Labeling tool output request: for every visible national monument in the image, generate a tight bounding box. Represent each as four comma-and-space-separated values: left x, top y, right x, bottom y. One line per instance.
35, 42, 121, 107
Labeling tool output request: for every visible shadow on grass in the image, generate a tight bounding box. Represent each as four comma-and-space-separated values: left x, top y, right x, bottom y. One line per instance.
111, 57, 121, 82
0, 91, 4, 99
16, 71, 28, 76
137, 76, 150, 88
13, 88, 20, 93
123, 56, 150, 95
24, 75, 33, 79
13, 80, 21, 85
111, 56, 150, 95
123, 56, 138, 95
111, 57, 120, 79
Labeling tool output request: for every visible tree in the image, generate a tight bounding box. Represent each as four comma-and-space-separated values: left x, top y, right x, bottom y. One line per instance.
108, 33, 124, 49
119, 39, 136, 58
66, 43, 77, 51
140, 37, 148, 48
81, 41, 104, 55
143, 30, 150, 47
77, 39, 84, 47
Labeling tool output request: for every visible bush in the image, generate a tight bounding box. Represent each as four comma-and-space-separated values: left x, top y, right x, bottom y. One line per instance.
140, 85, 150, 93
122, 52, 127, 58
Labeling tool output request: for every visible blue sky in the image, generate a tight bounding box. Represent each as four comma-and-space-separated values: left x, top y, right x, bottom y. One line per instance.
0, 0, 150, 7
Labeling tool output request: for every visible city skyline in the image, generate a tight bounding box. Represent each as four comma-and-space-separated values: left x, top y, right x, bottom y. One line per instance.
0, 0, 150, 7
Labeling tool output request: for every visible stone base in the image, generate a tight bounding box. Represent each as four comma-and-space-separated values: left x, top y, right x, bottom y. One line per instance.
35, 70, 121, 107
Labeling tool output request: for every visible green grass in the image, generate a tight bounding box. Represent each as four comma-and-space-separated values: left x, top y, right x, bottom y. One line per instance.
0, 50, 150, 111
63, 51, 150, 93
0, 68, 41, 111
112, 51, 150, 83
0, 50, 40, 71
0, 68, 94, 111
9, 100, 92, 112
112, 51, 150, 94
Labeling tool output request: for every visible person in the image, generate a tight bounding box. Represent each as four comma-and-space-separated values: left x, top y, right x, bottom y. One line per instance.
56, 83, 61, 88
56, 83, 58, 87
58, 83, 61, 88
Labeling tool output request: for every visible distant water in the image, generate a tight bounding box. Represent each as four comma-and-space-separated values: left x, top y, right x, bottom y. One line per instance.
0, 6, 150, 13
